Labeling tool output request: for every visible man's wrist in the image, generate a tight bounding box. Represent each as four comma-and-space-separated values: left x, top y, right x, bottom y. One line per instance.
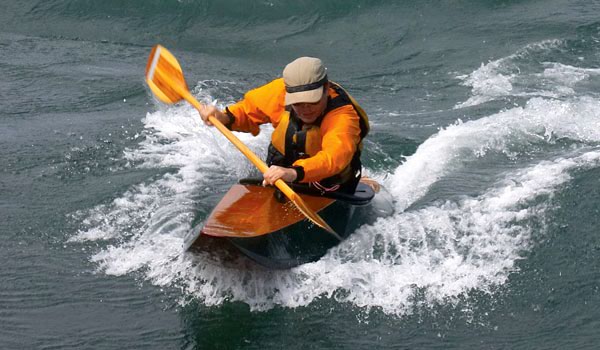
291, 166, 304, 182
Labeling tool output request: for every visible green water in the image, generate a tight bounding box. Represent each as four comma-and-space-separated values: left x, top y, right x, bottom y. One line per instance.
2, 1, 600, 349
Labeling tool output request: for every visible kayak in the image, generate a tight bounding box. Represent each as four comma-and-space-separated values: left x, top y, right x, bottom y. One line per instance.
184, 178, 394, 269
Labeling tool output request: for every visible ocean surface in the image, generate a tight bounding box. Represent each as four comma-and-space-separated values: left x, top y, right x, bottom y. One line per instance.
2, 0, 600, 349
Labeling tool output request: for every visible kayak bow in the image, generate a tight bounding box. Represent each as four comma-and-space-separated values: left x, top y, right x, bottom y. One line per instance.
185, 178, 393, 269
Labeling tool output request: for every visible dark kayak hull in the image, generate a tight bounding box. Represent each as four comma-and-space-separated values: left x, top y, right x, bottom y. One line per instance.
185, 179, 392, 269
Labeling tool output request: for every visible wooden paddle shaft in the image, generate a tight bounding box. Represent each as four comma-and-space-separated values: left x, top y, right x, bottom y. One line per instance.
181, 89, 275, 172
180, 92, 317, 216
178, 88, 338, 237
145, 44, 337, 237
208, 110, 300, 199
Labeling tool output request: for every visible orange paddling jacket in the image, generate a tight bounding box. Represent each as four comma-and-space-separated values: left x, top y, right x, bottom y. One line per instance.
225, 78, 369, 192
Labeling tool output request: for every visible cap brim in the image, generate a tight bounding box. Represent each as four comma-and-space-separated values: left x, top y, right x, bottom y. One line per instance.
284, 87, 323, 106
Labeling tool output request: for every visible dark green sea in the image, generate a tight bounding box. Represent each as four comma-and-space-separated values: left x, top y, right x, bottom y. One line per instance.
2, 0, 600, 349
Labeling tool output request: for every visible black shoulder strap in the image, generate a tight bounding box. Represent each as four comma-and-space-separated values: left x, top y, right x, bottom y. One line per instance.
325, 84, 352, 114
324, 83, 369, 139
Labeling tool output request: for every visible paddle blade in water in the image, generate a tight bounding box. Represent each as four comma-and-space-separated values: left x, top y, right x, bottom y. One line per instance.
145, 45, 188, 104
279, 183, 341, 240
292, 194, 340, 240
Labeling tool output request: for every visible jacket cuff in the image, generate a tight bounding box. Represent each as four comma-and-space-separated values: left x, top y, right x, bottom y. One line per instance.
224, 107, 236, 129
291, 166, 305, 183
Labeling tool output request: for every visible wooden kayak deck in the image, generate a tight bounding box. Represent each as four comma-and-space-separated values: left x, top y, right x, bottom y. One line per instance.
201, 184, 335, 238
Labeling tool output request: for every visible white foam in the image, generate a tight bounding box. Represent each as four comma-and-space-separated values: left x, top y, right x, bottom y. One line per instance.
455, 59, 515, 108
70, 99, 271, 244
541, 62, 593, 86
156, 150, 600, 315
392, 96, 600, 212
453, 39, 600, 108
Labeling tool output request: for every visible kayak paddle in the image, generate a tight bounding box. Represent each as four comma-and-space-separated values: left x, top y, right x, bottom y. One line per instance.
145, 45, 340, 239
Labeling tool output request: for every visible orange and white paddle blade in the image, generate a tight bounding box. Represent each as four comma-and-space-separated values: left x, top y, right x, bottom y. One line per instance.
145, 45, 188, 104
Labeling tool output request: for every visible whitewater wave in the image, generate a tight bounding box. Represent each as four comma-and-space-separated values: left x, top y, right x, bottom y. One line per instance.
70, 75, 600, 315
455, 39, 600, 108
394, 96, 600, 211
77, 148, 600, 315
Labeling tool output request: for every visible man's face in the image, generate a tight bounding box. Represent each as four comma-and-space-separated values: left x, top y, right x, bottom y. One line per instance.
291, 87, 328, 124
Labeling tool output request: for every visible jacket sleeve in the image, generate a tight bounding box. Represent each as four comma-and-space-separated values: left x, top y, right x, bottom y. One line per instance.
292, 105, 361, 182
223, 79, 286, 136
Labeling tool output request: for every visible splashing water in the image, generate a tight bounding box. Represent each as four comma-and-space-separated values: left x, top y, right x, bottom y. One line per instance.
70, 59, 600, 316
454, 39, 600, 108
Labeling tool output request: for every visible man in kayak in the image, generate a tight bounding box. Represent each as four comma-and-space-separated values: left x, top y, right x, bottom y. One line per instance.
198, 57, 369, 194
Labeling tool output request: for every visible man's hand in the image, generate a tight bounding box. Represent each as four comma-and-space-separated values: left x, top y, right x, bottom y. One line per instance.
262, 165, 297, 186
198, 104, 229, 126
